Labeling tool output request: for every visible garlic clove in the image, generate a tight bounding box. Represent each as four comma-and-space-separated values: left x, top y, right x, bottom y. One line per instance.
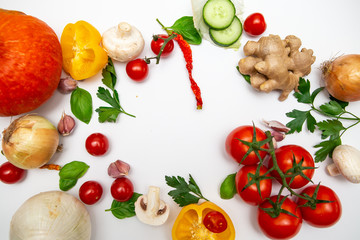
57, 112, 76, 136
263, 119, 290, 133
108, 160, 130, 178
58, 76, 78, 94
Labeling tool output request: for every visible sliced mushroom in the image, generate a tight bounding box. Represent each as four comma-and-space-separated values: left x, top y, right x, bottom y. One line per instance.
134, 186, 170, 226
327, 144, 360, 183
101, 22, 144, 62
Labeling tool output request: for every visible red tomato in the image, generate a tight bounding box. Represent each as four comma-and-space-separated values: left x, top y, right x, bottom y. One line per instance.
297, 185, 342, 228
235, 164, 272, 206
79, 180, 103, 205
0, 162, 26, 184
151, 34, 174, 57
268, 145, 315, 189
203, 211, 228, 233
225, 125, 269, 165
243, 13, 267, 36
126, 58, 149, 82
85, 133, 109, 156
258, 195, 302, 240
111, 177, 134, 202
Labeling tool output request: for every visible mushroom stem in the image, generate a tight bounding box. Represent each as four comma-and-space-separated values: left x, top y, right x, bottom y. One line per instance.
146, 186, 161, 215
326, 163, 341, 176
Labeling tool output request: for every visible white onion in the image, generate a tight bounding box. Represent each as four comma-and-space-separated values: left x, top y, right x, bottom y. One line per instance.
2, 115, 59, 169
10, 191, 91, 240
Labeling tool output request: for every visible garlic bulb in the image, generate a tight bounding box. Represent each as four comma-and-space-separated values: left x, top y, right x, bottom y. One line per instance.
2, 115, 59, 169
10, 191, 91, 240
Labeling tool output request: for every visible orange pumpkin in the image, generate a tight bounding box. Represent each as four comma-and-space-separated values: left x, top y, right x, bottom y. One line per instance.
0, 9, 62, 116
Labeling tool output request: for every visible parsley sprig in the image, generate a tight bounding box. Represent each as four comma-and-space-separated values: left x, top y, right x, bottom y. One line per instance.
165, 174, 209, 207
286, 78, 360, 162
96, 58, 135, 123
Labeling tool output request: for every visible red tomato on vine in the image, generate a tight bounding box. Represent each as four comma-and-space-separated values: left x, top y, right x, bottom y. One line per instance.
225, 125, 269, 165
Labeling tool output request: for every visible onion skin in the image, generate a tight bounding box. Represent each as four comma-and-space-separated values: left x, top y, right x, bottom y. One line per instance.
1, 115, 59, 169
322, 54, 360, 102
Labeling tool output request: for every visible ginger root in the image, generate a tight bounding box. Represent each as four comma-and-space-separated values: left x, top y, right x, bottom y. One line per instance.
238, 34, 316, 101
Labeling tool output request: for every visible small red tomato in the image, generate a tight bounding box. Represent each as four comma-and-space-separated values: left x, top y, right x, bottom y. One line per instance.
235, 164, 272, 206
111, 177, 134, 202
297, 185, 342, 228
85, 133, 109, 156
225, 125, 269, 165
151, 34, 174, 57
203, 211, 228, 233
268, 145, 315, 189
244, 13, 267, 36
79, 180, 103, 205
126, 58, 149, 82
258, 195, 302, 240
0, 162, 26, 184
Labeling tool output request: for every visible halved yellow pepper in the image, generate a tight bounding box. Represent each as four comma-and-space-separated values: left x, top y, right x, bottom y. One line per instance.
172, 201, 236, 240
61, 20, 108, 80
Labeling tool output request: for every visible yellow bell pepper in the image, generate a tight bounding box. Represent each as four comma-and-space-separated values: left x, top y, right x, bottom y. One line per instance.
61, 20, 108, 80
172, 201, 236, 240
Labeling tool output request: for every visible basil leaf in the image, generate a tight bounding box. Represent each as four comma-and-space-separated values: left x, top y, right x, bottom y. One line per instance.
59, 161, 89, 179
71, 87, 93, 124
59, 178, 78, 191
220, 173, 237, 199
106, 193, 142, 219
170, 16, 202, 45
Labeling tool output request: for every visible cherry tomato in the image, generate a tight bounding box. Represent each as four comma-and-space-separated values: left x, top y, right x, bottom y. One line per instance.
235, 164, 272, 206
225, 125, 269, 165
258, 195, 302, 240
79, 180, 103, 205
151, 34, 174, 57
85, 133, 109, 156
268, 145, 315, 189
0, 162, 26, 184
203, 210, 228, 233
244, 13, 267, 36
111, 177, 134, 202
126, 58, 149, 82
297, 185, 342, 228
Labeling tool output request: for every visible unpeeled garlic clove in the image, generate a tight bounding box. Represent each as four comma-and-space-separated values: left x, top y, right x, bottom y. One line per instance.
58, 76, 78, 94
58, 113, 76, 136
108, 160, 130, 178
263, 120, 290, 133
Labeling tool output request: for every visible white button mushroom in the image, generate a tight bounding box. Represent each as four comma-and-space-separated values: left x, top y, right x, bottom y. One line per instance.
102, 22, 145, 62
327, 144, 360, 183
134, 186, 170, 226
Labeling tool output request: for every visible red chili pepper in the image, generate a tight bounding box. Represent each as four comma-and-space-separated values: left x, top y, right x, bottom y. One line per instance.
174, 34, 203, 110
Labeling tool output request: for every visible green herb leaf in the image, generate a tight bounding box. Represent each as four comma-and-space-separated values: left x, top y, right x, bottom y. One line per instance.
59, 161, 89, 191
105, 193, 142, 219
330, 96, 348, 109
96, 59, 135, 123
59, 178, 78, 191
97, 87, 120, 109
286, 109, 316, 133
95, 107, 121, 123
165, 174, 209, 207
220, 173, 237, 199
169, 16, 202, 45
317, 120, 345, 139
294, 78, 312, 103
314, 137, 341, 162
319, 101, 344, 116
70, 87, 93, 124
102, 57, 117, 90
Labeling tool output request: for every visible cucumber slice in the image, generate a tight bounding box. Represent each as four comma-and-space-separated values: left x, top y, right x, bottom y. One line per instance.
209, 16, 242, 47
203, 0, 236, 30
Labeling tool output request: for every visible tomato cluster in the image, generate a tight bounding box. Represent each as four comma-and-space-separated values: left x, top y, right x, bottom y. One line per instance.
224, 125, 342, 239
126, 34, 175, 82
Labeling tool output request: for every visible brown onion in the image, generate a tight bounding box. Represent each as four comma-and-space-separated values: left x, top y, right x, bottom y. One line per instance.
2, 115, 59, 169
321, 54, 360, 102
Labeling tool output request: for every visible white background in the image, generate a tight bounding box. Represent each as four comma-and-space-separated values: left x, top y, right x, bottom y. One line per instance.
1, 0, 360, 239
